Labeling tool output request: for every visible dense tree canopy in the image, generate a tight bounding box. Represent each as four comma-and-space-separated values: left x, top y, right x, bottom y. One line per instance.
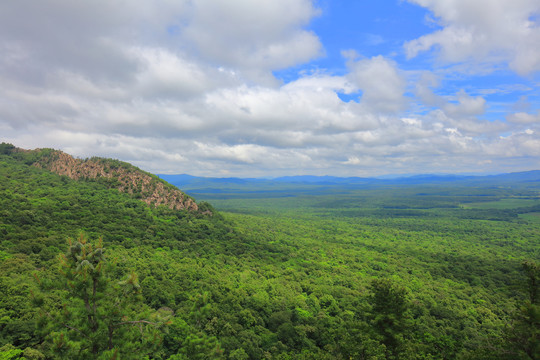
34, 235, 170, 359
0, 144, 539, 359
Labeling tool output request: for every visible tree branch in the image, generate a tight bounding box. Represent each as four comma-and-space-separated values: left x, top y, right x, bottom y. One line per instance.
63, 324, 87, 338
115, 320, 158, 326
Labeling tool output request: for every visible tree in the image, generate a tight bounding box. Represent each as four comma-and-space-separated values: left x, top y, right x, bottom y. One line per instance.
35, 235, 170, 359
162, 317, 223, 360
505, 261, 540, 360
368, 278, 411, 359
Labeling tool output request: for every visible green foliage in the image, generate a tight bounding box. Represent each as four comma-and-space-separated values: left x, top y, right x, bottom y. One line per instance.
504, 261, 540, 359
0, 344, 22, 360
163, 318, 223, 359
2, 144, 540, 359
0, 143, 15, 155
369, 278, 411, 358
523, 261, 539, 305
35, 235, 169, 359
0, 344, 44, 360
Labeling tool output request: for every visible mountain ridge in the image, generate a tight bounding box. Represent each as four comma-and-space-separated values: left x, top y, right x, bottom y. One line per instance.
1, 143, 205, 213
159, 170, 540, 189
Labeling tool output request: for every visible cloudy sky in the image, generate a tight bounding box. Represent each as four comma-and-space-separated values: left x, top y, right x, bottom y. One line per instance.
1, 0, 539, 177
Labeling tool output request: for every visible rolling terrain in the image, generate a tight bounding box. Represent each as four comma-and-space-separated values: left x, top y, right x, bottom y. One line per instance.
0, 144, 538, 359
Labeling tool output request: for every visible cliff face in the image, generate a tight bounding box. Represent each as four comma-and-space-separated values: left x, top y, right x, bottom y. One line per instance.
31, 149, 200, 212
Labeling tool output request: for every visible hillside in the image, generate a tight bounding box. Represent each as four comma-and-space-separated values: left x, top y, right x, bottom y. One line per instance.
1, 143, 202, 213
0, 143, 538, 359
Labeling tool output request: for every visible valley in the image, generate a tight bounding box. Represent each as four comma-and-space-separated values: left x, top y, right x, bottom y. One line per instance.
0, 144, 538, 359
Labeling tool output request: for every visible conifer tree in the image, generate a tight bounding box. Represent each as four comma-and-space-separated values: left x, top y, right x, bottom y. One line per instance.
505, 261, 540, 360
35, 235, 170, 359
368, 278, 411, 359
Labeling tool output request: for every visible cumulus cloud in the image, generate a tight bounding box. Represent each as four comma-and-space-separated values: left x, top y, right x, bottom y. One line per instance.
178, 0, 322, 83
414, 74, 505, 136
405, 0, 540, 75
507, 111, 540, 124
346, 55, 407, 113
131, 48, 215, 99
415, 73, 488, 117
0, 0, 538, 177
443, 90, 486, 118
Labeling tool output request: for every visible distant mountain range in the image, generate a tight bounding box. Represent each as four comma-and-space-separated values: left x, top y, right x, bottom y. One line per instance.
159, 170, 540, 197
6, 142, 538, 201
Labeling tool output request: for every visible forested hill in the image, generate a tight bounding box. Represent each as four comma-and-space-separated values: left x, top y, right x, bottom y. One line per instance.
0, 142, 230, 358
0, 142, 538, 359
0, 143, 202, 213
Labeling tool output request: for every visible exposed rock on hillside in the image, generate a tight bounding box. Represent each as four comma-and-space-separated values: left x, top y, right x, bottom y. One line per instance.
29, 148, 200, 212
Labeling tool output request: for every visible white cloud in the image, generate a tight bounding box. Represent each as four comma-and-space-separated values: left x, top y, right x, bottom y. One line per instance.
507, 111, 540, 124
131, 48, 215, 99
405, 0, 540, 75
443, 90, 486, 118
179, 0, 323, 83
0, 0, 538, 177
414, 74, 502, 135
346, 56, 407, 113
415, 71, 444, 107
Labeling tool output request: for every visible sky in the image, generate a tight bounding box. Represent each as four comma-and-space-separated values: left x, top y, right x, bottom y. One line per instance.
1, 0, 540, 177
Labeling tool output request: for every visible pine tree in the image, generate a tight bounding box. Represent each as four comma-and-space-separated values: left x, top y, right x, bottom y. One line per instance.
34, 235, 170, 359
368, 278, 411, 359
505, 261, 540, 360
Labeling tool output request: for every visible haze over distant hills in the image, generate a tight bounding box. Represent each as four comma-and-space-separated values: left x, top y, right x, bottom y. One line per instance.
2, 143, 539, 358
159, 171, 540, 198
160, 171, 540, 187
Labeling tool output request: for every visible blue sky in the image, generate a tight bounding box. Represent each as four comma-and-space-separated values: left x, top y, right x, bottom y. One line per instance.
278, 0, 434, 75
1, 0, 539, 177
281, 0, 539, 121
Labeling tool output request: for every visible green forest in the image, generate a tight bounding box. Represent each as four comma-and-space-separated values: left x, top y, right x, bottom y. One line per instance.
0, 143, 538, 359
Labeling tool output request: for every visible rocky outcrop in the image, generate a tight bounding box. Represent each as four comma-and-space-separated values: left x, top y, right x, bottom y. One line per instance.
32, 149, 200, 212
